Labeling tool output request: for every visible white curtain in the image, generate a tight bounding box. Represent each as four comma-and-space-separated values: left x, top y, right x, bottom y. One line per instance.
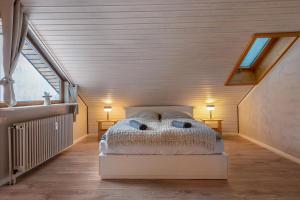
69, 84, 78, 104
64, 81, 78, 104
69, 84, 79, 121
64, 81, 79, 121
0, 0, 28, 106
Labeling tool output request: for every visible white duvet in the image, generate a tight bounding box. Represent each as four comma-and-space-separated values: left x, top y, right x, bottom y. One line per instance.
105, 118, 218, 151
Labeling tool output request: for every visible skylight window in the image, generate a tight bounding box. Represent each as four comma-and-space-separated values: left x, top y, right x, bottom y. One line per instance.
240, 38, 271, 68
226, 32, 299, 86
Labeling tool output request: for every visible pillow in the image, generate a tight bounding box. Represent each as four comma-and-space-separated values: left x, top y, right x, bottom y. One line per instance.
128, 110, 160, 121
160, 110, 193, 120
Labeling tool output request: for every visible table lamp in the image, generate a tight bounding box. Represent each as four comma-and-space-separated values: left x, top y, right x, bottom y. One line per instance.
206, 105, 215, 120
104, 105, 112, 120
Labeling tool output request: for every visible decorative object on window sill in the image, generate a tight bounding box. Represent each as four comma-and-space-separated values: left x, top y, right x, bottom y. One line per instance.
42, 92, 52, 106
206, 105, 215, 119
104, 105, 112, 120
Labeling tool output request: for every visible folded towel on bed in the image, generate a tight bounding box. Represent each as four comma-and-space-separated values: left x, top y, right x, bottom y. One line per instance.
129, 120, 147, 130
171, 120, 192, 128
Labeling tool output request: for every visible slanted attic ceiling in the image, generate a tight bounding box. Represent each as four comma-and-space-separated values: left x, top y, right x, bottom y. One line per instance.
20, 0, 300, 132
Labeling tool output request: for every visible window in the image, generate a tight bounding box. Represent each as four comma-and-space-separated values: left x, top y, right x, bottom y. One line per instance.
13, 53, 60, 101
0, 18, 63, 105
12, 39, 62, 102
226, 32, 299, 86
240, 38, 271, 68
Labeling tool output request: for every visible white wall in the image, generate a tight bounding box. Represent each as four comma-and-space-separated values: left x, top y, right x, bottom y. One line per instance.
73, 96, 88, 141
239, 39, 300, 159
88, 104, 239, 134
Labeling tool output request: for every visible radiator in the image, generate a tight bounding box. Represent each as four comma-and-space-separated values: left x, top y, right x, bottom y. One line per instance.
8, 114, 73, 184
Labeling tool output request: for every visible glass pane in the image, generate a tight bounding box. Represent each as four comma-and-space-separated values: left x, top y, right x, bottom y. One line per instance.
22, 40, 62, 95
12, 54, 60, 101
240, 37, 271, 68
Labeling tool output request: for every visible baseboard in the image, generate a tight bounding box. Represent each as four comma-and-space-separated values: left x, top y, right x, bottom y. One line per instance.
240, 134, 300, 165
73, 134, 88, 144
0, 176, 10, 187
223, 132, 238, 136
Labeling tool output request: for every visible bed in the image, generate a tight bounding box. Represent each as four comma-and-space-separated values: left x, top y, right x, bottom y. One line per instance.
99, 106, 228, 179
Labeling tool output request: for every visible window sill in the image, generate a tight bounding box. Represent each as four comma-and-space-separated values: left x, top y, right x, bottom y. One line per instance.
0, 103, 78, 112
0, 100, 63, 108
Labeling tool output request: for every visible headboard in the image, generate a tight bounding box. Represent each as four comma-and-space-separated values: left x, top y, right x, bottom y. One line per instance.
125, 106, 193, 118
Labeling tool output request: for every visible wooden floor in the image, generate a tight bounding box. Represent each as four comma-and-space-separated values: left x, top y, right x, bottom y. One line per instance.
1, 135, 300, 200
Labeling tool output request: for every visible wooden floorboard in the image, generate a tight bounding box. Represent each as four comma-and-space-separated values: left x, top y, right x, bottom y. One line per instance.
1, 135, 300, 200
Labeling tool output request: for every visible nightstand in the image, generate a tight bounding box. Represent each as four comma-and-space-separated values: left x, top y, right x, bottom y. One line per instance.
202, 119, 223, 136
97, 120, 117, 141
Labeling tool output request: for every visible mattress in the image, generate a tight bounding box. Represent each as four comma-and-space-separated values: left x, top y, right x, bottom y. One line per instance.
99, 139, 224, 155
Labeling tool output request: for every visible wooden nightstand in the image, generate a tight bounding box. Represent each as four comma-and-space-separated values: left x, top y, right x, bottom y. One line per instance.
97, 120, 117, 141
202, 119, 223, 136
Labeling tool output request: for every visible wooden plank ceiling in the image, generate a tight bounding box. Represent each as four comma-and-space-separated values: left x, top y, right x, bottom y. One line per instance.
21, 0, 300, 132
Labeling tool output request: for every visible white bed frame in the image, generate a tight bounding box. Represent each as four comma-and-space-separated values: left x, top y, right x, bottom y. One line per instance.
99, 106, 228, 179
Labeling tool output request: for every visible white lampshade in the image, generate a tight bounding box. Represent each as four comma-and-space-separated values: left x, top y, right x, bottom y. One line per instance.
206, 105, 215, 111
104, 105, 112, 112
